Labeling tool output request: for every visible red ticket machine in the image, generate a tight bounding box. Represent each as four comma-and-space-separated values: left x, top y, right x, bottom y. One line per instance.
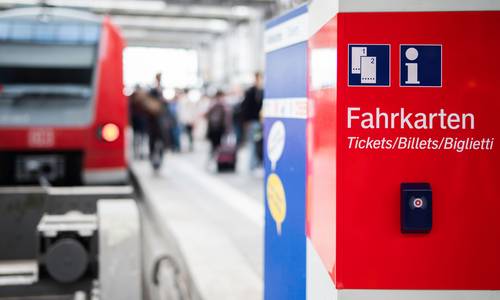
307, 0, 500, 298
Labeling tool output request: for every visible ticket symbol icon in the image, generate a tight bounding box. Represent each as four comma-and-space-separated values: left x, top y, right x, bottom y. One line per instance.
348, 44, 390, 86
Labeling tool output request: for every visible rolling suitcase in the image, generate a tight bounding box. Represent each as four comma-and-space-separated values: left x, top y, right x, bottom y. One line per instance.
216, 134, 237, 172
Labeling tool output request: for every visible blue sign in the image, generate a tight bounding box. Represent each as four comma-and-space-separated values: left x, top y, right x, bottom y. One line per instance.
348, 44, 390, 86
400, 45, 442, 87
264, 6, 307, 300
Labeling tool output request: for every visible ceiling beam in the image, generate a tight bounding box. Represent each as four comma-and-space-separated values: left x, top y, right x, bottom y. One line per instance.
0, 0, 270, 48
111, 15, 229, 33
0, 0, 264, 21
125, 39, 203, 49
122, 28, 213, 48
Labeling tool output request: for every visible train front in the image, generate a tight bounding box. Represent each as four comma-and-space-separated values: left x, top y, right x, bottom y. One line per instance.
0, 7, 127, 185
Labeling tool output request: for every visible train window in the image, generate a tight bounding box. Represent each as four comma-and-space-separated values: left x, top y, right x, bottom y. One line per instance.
82, 25, 100, 44
0, 44, 95, 68
33, 24, 58, 42
57, 24, 80, 43
0, 21, 101, 45
0, 21, 98, 126
0, 67, 93, 85
10, 23, 31, 41
0, 23, 7, 39
0, 44, 95, 85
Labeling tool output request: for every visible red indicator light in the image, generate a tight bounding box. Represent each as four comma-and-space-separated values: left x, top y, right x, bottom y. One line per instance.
101, 123, 120, 142
413, 198, 424, 208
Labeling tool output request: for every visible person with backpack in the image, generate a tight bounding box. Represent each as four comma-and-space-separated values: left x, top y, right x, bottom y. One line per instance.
129, 84, 148, 159
205, 90, 229, 157
145, 73, 168, 171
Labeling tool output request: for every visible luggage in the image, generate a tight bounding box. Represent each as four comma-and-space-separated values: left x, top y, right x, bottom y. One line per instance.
216, 134, 237, 172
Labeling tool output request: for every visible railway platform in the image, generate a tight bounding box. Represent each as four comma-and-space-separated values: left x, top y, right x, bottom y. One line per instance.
130, 143, 264, 300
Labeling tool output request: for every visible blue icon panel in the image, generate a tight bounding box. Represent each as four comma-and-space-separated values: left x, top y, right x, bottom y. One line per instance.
400, 45, 442, 87
348, 44, 390, 86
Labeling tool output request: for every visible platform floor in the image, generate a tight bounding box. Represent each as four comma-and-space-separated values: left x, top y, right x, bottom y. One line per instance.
131, 142, 264, 300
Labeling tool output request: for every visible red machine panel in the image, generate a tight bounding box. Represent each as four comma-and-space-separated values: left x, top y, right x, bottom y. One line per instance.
308, 11, 500, 290
307, 15, 338, 284
337, 12, 500, 289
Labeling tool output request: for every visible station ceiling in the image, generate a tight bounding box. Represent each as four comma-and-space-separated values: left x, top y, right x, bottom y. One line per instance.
0, 0, 288, 48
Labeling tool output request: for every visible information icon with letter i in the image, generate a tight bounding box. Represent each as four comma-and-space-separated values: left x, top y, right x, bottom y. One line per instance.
348, 44, 390, 86
400, 45, 442, 87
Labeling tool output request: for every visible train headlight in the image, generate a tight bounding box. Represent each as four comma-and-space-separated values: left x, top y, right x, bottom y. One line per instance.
100, 123, 120, 142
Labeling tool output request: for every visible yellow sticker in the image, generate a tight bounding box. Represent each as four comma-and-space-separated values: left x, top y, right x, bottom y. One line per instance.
266, 173, 286, 235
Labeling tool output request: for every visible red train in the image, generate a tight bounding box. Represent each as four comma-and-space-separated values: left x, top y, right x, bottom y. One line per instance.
0, 7, 127, 185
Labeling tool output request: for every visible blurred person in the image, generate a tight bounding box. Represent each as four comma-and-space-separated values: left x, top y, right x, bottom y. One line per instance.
129, 84, 148, 159
168, 93, 181, 152
145, 73, 167, 170
240, 72, 264, 170
232, 101, 244, 148
205, 90, 229, 157
224, 86, 245, 148
178, 88, 198, 151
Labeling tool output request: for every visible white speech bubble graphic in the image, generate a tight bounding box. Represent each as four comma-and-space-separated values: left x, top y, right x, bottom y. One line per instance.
267, 121, 286, 171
